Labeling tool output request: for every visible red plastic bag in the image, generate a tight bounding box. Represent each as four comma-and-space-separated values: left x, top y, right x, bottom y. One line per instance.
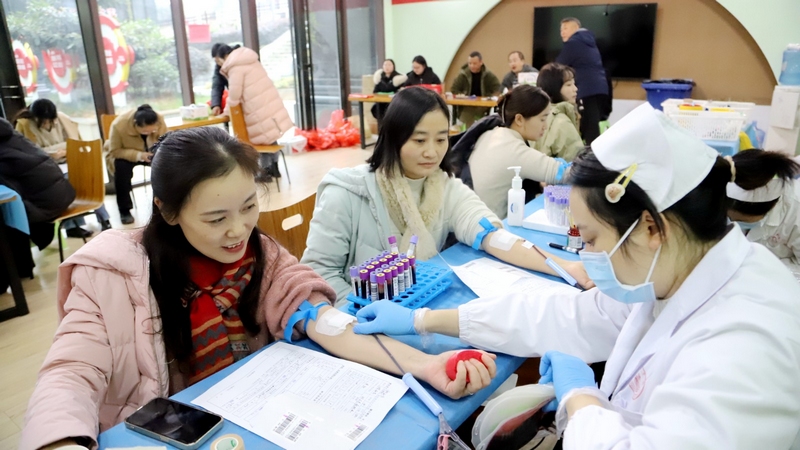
206, 89, 228, 110
328, 109, 346, 130
296, 110, 361, 150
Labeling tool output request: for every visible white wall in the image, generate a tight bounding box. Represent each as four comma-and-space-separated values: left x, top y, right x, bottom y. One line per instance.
384, 0, 799, 83
716, 0, 800, 81
385, 0, 498, 76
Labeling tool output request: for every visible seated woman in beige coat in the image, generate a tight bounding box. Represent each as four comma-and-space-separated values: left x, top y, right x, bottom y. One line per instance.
217, 44, 293, 181
15, 98, 111, 234
535, 63, 584, 162
105, 104, 167, 225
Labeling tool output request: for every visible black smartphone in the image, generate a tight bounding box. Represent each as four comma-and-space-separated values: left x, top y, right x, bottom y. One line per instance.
124, 397, 224, 450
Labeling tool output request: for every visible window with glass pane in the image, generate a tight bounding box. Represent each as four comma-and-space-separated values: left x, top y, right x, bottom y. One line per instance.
95, 0, 182, 115
308, 0, 341, 127
256, 0, 296, 123
183, 0, 242, 109
3, 0, 100, 138
345, 0, 378, 115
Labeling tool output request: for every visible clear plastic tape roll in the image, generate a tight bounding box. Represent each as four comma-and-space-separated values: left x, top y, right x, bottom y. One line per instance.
211, 434, 244, 450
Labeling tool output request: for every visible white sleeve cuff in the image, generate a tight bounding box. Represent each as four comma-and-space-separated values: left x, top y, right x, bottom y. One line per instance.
556, 387, 610, 434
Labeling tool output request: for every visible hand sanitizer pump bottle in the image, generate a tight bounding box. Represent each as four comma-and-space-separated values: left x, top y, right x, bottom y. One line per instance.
507, 166, 525, 226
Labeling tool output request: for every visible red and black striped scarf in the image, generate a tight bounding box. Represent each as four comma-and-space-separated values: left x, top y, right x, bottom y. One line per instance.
186, 246, 255, 385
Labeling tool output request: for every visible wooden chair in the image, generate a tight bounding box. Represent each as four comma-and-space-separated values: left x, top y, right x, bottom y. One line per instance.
100, 114, 116, 141
229, 104, 291, 192
256, 194, 315, 260
55, 139, 106, 261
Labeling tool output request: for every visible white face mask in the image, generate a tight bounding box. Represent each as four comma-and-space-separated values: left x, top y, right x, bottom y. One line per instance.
579, 219, 662, 304
735, 219, 765, 232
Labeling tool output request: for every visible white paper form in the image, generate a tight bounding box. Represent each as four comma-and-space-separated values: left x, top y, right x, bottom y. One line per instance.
452, 257, 579, 298
192, 342, 407, 450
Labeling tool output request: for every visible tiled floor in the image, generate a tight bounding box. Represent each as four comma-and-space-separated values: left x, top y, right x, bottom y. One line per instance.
0, 145, 372, 449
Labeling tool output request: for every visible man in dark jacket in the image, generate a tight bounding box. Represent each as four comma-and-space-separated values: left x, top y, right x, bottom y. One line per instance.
451, 51, 502, 127
210, 43, 229, 116
501, 51, 538, 92
556, 17, 610, 145
0, 117, 76, 283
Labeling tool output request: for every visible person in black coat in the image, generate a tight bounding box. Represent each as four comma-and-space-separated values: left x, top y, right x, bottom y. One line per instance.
371, 59, 408, 122
403, 55, 442, 86
210, 43, 230, 116
556, 17, 610, 145
0, 117, 76, 287
0, 117, 75, 249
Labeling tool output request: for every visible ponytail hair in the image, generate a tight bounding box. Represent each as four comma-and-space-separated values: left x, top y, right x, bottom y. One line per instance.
497, 84, 550, 127
728, 150, 800, 216
569, 148, 800, 244
134, 104, 159, 127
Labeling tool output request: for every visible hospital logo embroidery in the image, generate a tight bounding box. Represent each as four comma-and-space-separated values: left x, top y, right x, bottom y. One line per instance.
629, 368, 647, 400
769, 234, 782, 246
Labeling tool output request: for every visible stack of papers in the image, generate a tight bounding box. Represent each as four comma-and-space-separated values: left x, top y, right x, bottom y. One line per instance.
451, 257, 579, 298
192, 343, 407, 450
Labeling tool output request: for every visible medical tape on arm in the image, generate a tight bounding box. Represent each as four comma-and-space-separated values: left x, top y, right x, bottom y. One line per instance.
488, 228, 523, 251
284, 300, 326, 343
314, 307, 357, 336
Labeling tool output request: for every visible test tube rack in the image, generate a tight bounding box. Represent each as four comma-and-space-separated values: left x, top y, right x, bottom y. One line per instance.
346, 261, 453, 314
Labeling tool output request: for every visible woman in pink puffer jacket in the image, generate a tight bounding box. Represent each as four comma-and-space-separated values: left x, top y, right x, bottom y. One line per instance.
21, 127, 497, 450
219, 44, 293, 178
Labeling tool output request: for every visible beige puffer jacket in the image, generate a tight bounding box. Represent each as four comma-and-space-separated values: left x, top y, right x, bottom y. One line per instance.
222, 47, 294, 145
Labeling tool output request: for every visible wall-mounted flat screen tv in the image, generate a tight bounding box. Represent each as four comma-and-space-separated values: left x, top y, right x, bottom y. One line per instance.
533, 3, 657, 79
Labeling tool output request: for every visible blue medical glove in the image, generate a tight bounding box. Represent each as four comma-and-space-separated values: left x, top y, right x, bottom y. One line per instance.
353, 301, 417, 335
538, 351, 596, 408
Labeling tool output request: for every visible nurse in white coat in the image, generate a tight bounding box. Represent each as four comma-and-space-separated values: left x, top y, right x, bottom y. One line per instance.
726, 154, 800, 273
352, 104, 800, 449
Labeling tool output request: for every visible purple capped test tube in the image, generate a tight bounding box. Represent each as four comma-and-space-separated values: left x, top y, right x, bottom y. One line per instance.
388, 235, 399, 253
349, 266, 359, 297
407, 235, 418, 259
359, 269, 369, 300
370, 272, 378, 302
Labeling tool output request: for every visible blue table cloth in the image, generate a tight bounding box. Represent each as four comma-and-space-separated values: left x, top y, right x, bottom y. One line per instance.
99, 196, 576, 450
0, 185, 30, 235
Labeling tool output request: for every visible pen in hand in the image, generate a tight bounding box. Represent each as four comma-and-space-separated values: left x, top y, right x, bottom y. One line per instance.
530, 243, 586, 291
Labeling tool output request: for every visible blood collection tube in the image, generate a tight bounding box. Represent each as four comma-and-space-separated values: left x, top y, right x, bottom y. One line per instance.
409, 257, 417, 285
396, 263, 406, 292
401, 259, 411, 288
406, 235, 418, 259
383, 269, 394, 300
350, 266, 359, 297
390, 252, 400, 263
376, 272, 386, 300
381, 264, 390, 270
365, 264, 376, 275
391, 266, 399, 297
388, 235, 399, 253
359, 269, 369, 299
370, 272, 379, 302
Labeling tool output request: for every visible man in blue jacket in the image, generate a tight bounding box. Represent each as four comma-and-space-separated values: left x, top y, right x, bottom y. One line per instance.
556, 17, 610, 145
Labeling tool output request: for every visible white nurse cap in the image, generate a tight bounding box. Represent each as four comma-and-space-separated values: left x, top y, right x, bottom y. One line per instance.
591, 103, 719, 212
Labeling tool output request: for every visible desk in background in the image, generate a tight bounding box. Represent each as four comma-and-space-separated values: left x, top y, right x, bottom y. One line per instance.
349, 94, 393, 149
0, 186, 30, 322
165, 115, 230, 132
348, 94, 499, 149
99, 196, 573, 450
